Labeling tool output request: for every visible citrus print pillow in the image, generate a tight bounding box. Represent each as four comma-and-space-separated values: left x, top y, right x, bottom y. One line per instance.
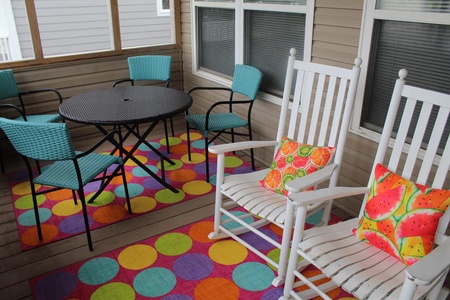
354, 163, 450, 266
259, 137, 336, 196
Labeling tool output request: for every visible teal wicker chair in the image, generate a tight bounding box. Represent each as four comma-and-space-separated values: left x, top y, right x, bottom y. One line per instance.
185, 64, 263, 182
0, 118, 131, 251
113, 55, 174, 152
0, 69, 63, 173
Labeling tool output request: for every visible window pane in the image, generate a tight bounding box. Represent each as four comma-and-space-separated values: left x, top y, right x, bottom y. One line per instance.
35, 0, 112, 57
363, 20, 450, 149
198, 8, 235, 77
0, 0, 34, 62
376, 0, 450, 12
118, 0, 173, 48
245, 10, 305, 95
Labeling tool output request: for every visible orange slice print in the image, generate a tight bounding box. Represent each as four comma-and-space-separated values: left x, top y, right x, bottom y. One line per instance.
264, 169, 282, 189
310, 148, 331, 166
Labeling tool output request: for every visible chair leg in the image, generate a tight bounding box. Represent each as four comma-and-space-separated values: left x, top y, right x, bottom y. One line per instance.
248, 127, 255, 170
121, 164, 132, 214
205, 137, 210, 183
72, 190, 78, 205
78, 189, 93, 251
31, 193, 43, 241
0, 143, 5, 174
186, 122, 192, 161
164, 119, 170, 154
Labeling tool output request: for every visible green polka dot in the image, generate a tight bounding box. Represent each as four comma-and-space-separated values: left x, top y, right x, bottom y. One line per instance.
155, 189, 185, 204
159, 137, 182, 146
157, 159, 183, 171
91, 282, 135, 300
224, 156, 243, 168
86, 191, 115, 207
155, 232, 192, 256
15, 194, 46, 210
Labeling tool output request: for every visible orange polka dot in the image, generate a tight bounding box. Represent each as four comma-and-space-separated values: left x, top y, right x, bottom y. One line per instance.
169, 144, 189, 154
47, 189, 73, 201
168, 169, 197, 182
194, 278, 239, 300
93, 205, 127, 223
21, 224, 58, 246
269, 223, 284, 236
294, 269, 341, 299
188, 221, 214, 243
110, 171, 133, 185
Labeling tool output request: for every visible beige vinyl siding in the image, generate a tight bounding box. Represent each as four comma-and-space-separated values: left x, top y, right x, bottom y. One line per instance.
181, 0, 367, 216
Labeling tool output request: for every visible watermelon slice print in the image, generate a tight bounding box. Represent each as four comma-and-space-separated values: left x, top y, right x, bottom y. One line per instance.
362, 230, 401, 261
364, 185, 404, 221
396, 209, 444, 238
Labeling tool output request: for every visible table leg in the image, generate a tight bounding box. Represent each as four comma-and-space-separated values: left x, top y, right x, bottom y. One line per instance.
95, 123, 179, 194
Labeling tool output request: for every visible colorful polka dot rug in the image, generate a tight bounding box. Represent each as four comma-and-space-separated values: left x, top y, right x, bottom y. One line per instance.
30, 209, 354, 299
9, 132, 254, 250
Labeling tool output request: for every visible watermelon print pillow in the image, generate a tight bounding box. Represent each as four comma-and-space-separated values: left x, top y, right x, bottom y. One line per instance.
355, 163, 450, 266
259, 137, 336, 196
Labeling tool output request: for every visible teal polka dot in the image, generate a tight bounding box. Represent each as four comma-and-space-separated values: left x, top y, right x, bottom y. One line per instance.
78, 257, 119, 285
132, 165, 159, 177
115, 183, 143, 198
232, 262, 274, 291
192, 140, 213, 149
138, 141, 161, 151
306, 209, 323, 225
18, 208, 52, 226
221, 211, 254, 230
134, 268, 176, 297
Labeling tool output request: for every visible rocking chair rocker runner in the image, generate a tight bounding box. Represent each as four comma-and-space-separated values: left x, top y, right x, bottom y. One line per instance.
281, 69, 450, 299
208, 48, 362, 286
0, 118, 131, 251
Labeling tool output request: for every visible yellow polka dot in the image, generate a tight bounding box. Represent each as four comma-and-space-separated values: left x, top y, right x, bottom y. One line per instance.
182, 180, 212, 195
125, 155, 148, 167
209, 240, 248, 265
118, 244, 157, 270
181, 153, 206, 164
12, 182, 40, 196
52, 199, 82, 216
180, 132, 203, 141
126, 196, 157, 213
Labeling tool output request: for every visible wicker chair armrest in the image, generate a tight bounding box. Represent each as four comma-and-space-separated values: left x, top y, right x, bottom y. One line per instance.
113, 79, 133, 87
0, 104, 27, 120
19, 88, 63, 104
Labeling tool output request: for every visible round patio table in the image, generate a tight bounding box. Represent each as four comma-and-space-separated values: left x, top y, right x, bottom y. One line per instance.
59, 86, 193, 193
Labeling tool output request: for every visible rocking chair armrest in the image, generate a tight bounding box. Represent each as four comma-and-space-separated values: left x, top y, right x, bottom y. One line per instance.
209, 140, 278, 155
288, 186, 369, 206
405, 237, 450, 286
285, 163, 339, 193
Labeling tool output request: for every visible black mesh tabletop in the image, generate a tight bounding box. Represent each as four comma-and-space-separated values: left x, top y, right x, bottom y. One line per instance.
59, 86, 193, 125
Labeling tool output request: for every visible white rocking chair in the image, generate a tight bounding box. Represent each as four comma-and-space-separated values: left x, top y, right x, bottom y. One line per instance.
281, 69, 450, 300
208, 48, 362, 286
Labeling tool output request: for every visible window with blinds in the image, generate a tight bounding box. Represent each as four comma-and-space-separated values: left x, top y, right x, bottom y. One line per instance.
198, 8, 235, 77
244, 11, 305, 95
362, 19, 450, 150
193, 0, 309, 96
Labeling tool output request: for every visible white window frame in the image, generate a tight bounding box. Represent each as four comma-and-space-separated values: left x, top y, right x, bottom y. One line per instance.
157, 0, 170, 17
351, 0, 450, 144
190, 0, 314, 105
0, 0, 22, 61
